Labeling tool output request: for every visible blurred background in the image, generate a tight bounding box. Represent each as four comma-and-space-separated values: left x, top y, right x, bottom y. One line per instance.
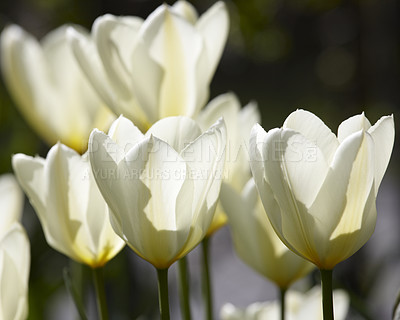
0, 0, 399, 319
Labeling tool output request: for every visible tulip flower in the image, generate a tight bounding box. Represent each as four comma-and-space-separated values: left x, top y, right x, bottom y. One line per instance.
1, 25, 114, 153
220, 286, 349, 320
88, 115, 226, 319
197, 93, 261, 235
249, 110, 394, 319
13, 143, 126, 319
221, 178, 314, 290
68, 1, 229, 132
0, 174, 30, 320
12, 144, 125, 268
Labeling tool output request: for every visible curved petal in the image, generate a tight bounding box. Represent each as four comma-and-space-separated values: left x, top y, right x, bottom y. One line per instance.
12, 154, 46, 222
368, 115, 395, 192
142, 5, 203, 118
283, 109, 339, 163
145, 116, 202, 152
41, 25, 113, 151
107, 115, 145, 153
222, 179, 313, 288
0, 174, 23, 237
178, 118, 226, 256
197, 92, 241, 134
68, 26, 118, 113
1, 25, 57, 144
337, 113, 371, 143
94, 14, 142, 99
259, 128, 329, 263
0, 224, 30, 320
195, 1, 229, 109
172, 1, 198, 24
249, 124, 268, 196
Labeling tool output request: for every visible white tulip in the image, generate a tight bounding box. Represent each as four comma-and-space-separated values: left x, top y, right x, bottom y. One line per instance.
249, 110, 395, 269
1, 25, 114, 152
0, 174, 30, 320
68, 1, 229, 131
12, 144, 125, 268
88, 116, 226, 269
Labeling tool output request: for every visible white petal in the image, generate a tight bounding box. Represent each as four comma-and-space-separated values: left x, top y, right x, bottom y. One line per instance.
145, 116, 202, 152
283, 109, 339, 163
107, 115, 144, 153
1, 25, 57, 144
172, 1, 198, 24
142, 5, 203, 118
12, 154, 46, 222
178, 118, 226, 256
260, 128, 328, 262
43, 144, 87, 261
337, 113, 371, 143
0, 225, 30, 320
0, 174, 23, 237
68, 26, 118, 112
314, 131, 372, 226
94, 15, 142, 99
368, 115, 395, 192
195, 2, 229, 108
196, 92, 241, 133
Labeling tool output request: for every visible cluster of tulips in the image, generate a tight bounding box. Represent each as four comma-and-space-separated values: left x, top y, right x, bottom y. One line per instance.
0, 1, 395, 319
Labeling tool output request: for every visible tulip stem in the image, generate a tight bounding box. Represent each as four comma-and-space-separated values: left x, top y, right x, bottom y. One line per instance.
92, 267, 109, 320
320, 269, 334, 320
178, 257, 192, 320
202, 238, 213, 320
280, 287, 286, 320
157, 268, 170, 320
63, 267, 88, 320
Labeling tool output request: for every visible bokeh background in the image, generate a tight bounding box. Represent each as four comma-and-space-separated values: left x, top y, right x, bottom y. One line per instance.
0, 0, 399, 319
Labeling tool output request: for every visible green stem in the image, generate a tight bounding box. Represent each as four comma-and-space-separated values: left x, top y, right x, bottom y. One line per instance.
320, 269, 334, 320
202, 238, 213, 320
280, 287, 286, 320
157, 268, 170, 320
178, 257, 191, 320
63, 267, 88, 320
92, 267, 109, 320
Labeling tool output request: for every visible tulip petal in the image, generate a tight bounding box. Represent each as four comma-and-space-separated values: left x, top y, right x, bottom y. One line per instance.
68, 27, 117, 111
94, 15, 142, 99
1, 25, 56, 143
172, 1, 198, 24
0, 175, 23, 237
178, 118, 226, 255
309, 131, 374, 268
368, 115, 395, 192
107, 115, 145, 153
337, 113, 371, 143
222, 179, 313, 288
257, 128, 330, 262
146, 116, 202, 152
69, 26, 149, 129
197, 93, 241, 133
195, 2, 229, 108
249, 124, 269, 196
12, 154, 46, 221
141, 5, 203, 118
283, 109, 339, 163
0, 225, 30, 320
